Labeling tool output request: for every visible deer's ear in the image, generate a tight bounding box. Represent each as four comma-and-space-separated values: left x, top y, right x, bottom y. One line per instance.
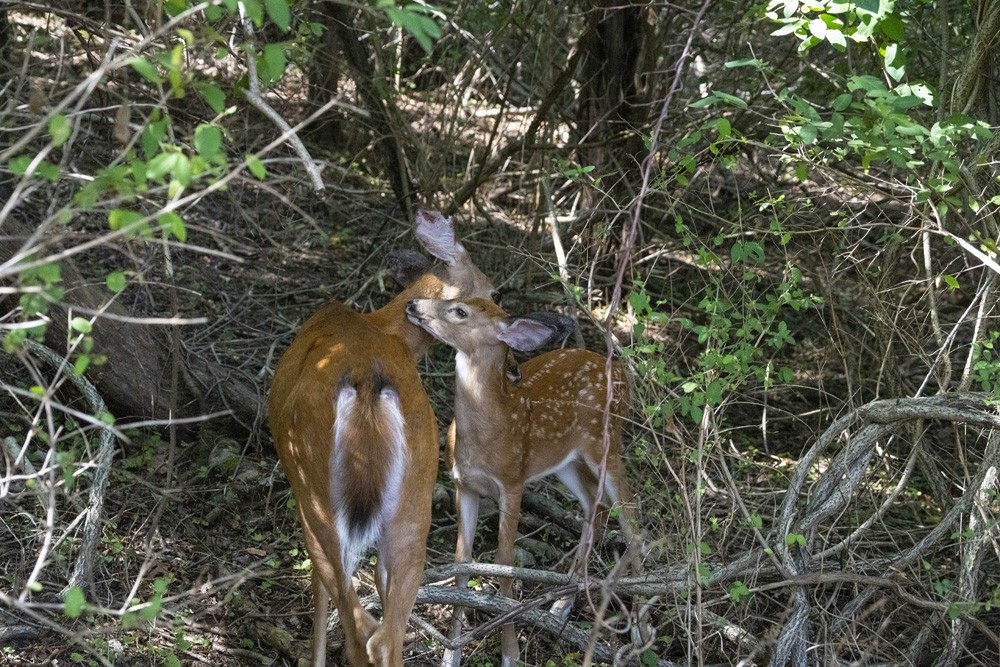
521, 312, 576, 345
497, 318, 560, 352
386, 250, 432, 287
414, 209, 466, 265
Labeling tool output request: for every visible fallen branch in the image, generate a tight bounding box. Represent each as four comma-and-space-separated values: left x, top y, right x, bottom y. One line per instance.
406, 586, 681, 666
424, 561, 686, 597
18, 340, 117, 597
771, 392, 1000, 667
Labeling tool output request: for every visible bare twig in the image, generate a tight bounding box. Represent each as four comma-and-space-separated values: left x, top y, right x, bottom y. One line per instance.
239, 7, 324, 191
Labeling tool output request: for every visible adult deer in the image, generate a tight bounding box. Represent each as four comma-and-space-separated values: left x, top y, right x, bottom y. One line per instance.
405, 297, 643, 667
268, 211, 498, 667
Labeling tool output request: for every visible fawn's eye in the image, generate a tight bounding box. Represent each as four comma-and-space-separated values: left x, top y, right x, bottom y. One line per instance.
491, 291, 502, 305
453, 307, 467, 318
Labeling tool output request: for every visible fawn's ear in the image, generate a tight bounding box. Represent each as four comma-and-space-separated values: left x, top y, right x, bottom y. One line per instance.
414, 209, 467, 265
386, 250, 433, 287
521, 311, 577, 345
497, 317, 561, 352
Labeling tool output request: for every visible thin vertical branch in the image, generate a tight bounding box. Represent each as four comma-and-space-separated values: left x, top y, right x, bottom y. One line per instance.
583, 1, 715, 665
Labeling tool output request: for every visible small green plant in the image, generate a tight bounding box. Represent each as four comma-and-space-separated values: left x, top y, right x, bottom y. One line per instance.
728, 580, 752, 603
786, 532, 807, 548
121, 576, 172, 629
969, 331, 1000, 397
64, 586, 87, 619
627, 214, 817, 425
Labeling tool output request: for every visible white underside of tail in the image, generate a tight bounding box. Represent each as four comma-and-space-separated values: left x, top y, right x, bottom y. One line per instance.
331, 385, 407, 576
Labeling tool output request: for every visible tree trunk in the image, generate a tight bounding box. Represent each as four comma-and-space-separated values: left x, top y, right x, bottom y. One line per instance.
573, 0, 648, 272
319, 1, 416, 218
0, 220, 262, 437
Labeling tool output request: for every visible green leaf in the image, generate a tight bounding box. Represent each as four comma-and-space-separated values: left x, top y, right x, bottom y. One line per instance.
265, 0, 291, 31
848, 75, 887, 94
879, 14, 905, 41
147, 152, 180, 182
194, 124, 223, 159
785, 532, 806, 547
855, 0, 881, 16
942, 274, 959, 291
106, 271, 127, 293
833, 93, 853, 111
64, 587, 86, 618
382, 3, 442, 54
807, 17, 826, 39
713, 91, 748, 109
705, 380, 724, 406
127, 56, 162, 84
728, 580, 751, 603
108, 209, 144, 232
629, 289, 651, 314
733, 241, 766, 265
801, 123, 819, 144
261, 43, 287, 84
242, 0, 264, 25
69, 317, 92, 334
8, 155, 31, 177
163, 0, 187, 16
141, 117, 169, 159
158, 212, 187, 242
49, 114, 72, 147
197, 83, 226, 115
725, 58, 766, 69
688, 403, 704, 425
172, 154, 192, 186
770, 19, 803, 37
884, 43, 906, 81
246, 155, 266, 180
826, 28, 846, 49
38, 161, 61, 182
715, 118, 732, 140
73, 354, 91, 377
689, 95, 718, 109
9, 155, 60, 182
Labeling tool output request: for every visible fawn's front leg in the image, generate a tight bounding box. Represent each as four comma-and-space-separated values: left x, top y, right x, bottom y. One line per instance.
496, 485, 524, 667
443, 484, 480, 667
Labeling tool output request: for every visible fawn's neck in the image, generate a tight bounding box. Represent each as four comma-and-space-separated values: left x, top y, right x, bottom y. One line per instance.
453, 347, 518, 435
